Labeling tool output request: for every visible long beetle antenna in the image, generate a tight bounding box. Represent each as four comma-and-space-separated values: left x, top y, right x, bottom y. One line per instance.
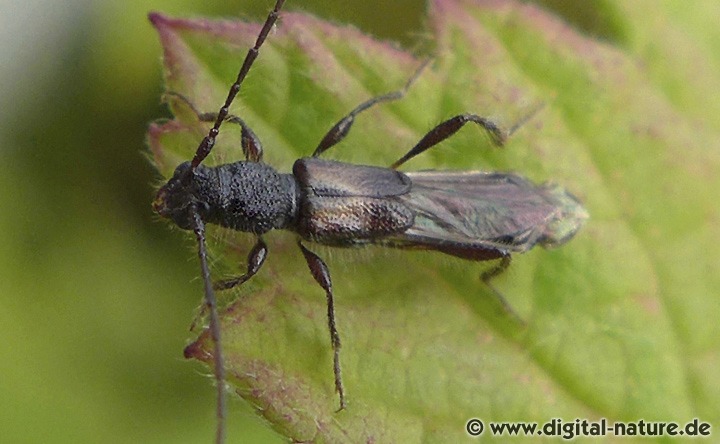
184, 1, 287, 443
190, 0, 286, 170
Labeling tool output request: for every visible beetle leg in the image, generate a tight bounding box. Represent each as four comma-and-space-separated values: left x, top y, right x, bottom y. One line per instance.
391, 103, 544, 169
214, 237, 268, 290
391, 114, 505, 169
297, 241, 346, 410
190, 237, 268, 332
480, 254, 525, 326
481, 252, 512, 282
312, 60, 429, 158
165, 92, 264, 162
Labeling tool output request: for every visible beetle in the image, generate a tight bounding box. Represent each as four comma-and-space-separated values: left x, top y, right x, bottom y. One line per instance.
151, 0, 587, 441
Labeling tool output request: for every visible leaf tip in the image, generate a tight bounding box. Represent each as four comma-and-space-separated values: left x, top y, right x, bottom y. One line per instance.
148, 11, 181, 34
147, 11, 165, 27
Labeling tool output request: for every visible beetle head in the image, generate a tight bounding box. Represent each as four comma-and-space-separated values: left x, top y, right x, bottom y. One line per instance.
153, 161, 208, 230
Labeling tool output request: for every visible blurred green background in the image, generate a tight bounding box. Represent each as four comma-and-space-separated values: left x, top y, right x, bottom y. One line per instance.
0, 0, 667, 442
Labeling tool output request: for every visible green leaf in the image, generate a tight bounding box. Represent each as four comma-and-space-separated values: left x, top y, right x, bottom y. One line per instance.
148, 0, 720, 441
